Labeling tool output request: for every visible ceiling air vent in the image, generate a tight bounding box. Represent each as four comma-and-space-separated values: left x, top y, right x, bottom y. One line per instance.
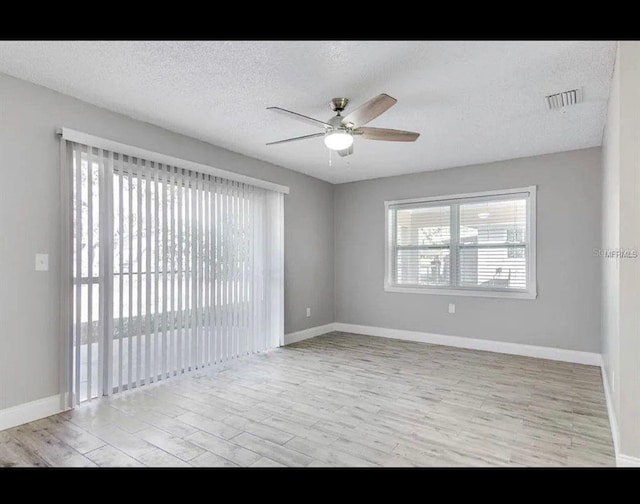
545, 88, 583, 111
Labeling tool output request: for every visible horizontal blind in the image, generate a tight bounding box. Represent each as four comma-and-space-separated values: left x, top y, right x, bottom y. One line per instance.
68, 141, 284, 403
393, 205, 451, 287
458, 198, 528, 290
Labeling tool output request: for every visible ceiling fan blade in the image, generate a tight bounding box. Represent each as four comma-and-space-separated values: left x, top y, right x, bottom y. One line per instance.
341, 93, 397, 129
267, 107, 331, 129
266, 132, 325, 146
337, 145, 353, 157
357, 127, 420, 142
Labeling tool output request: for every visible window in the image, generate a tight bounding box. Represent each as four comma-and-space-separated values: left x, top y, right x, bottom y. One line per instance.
385, 186, 536, 299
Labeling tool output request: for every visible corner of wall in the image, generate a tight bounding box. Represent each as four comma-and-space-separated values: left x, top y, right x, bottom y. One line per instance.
332, 182, 339, 325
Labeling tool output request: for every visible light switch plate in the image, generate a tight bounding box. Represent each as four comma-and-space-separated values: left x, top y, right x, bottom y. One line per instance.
306, 307, 311, 317
448, 303, 455, 314
35, 253, 49, 271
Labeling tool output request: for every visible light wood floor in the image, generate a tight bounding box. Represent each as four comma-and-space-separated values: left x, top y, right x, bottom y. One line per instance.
0, 332, 615, 467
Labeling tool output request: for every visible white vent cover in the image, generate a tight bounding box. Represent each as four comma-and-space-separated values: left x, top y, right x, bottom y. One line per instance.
545, 89, 583, 110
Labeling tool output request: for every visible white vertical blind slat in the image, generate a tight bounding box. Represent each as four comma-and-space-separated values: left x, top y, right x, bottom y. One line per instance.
168, 164, 175, 377
277, 194, 285, 346
60, 141, 73, 409
192, 172, 198, 369
188, 170, 195, 371
144, 160, 152, 386
117, 153, 124, 393
198, 175, 203, 369
185, 170, 191, 371
97, 149, 104, 397
262, 191, 269, 352
240, 183, 246, 357
103, 149, 115, 396
206, 176, 211, 368
224, 180, 230, 362
231, 181, 237, 359
86, 146, 94, 400
167, 166, 172, 377
220, 180, 226, 363
195, 172, 201, 369
237, 184, 242, 357
126, 157, 133, 391
127, 157, 134, 391
176, 170, 185, 374
252, 188, 260, 354
215, 179, 221, 364
248, 185, 255, 355
207, 177, 214, 367
162, 165, 169, 380
204, 175, 211, 368
201, 176, 207, 368
135, 158, 143, 388
74, 145, 82, 405
252, 187, 257, 355
153, 163, 161, 382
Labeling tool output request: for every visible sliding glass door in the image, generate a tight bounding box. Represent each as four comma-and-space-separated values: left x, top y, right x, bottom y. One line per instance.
67, 141, 283, 405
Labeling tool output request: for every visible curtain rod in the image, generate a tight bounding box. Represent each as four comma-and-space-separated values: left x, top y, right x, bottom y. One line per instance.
57, 127, 290, 194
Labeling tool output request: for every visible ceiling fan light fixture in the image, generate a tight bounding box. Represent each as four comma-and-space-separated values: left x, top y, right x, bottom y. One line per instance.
324, 130, 353, 151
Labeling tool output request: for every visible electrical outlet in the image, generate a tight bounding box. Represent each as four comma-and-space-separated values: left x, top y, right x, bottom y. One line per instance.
448, 303, 455, 314
306, 307, 311, 317
35, 253, 49, 272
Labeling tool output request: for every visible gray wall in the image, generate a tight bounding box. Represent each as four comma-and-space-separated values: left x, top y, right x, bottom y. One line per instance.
0, 73, 334, 411
334, 148, 602, 352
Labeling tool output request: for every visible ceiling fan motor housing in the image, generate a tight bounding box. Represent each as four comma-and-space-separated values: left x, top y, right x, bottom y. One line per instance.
329, 97, 349, 113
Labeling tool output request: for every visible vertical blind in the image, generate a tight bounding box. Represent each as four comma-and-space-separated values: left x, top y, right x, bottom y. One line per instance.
64, 140, 284, 405
387, 188, 533, 294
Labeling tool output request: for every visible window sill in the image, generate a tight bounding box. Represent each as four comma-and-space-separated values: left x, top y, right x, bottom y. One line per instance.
383, 284, 537, 300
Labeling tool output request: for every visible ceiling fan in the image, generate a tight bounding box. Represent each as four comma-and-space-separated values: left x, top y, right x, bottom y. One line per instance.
266, 93, 420, 157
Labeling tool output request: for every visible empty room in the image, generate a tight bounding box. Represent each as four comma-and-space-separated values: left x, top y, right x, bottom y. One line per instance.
0, 40, 637, 469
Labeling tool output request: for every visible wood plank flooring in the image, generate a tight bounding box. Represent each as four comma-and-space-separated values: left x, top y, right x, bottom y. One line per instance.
0, 332, 615, 467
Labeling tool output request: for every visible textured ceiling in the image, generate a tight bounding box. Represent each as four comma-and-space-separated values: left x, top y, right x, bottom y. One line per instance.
0, 41, 616, 184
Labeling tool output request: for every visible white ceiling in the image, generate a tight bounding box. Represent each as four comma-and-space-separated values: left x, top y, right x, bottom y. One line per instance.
0, 41, 616, 184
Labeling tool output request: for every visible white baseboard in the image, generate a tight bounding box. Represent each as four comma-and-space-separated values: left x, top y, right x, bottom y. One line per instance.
0, 394, 65, 432
617, 454, 640, 467
600, 361, 620, 458
333, 322, 601, 366
600, 361, 640, 467
284, 323, 336, 345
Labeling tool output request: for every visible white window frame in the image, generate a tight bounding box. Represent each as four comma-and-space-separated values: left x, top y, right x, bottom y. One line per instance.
384, 186, 537, 299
